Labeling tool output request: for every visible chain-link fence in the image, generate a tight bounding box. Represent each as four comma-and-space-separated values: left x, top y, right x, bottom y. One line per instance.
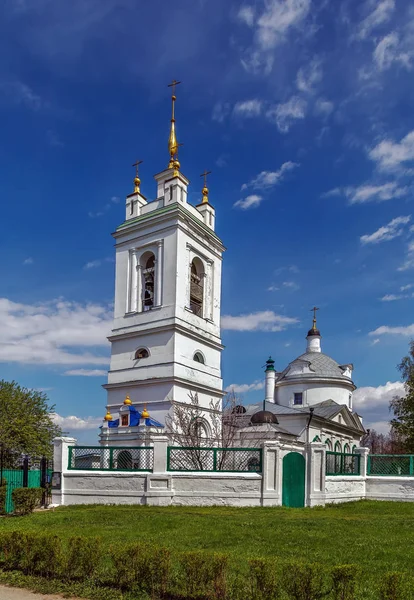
167, 447, 262, 472
326, 451, 360, 476
68, 446, 154, 471
368, 454, 413, 476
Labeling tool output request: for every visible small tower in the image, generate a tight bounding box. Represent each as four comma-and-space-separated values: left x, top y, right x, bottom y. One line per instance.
306, 307, 322, 353
264, 356, 276, 403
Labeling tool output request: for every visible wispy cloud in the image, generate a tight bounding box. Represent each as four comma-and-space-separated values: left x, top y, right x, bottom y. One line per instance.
88, 196, 120, 218
0, 297, 111, 366
212, 101, 230, 123
296, 58, 322, 94
225, 380, 265, 394
233, 194, 263, 210
370, 323, 414, 336
0, 81, 45, 111
380, 294, 409, 302
83, 257, 113, 270
233, 99, 262, 118
241, 161, 299, 191
369, 130, 414, 171
221, 310, 298, 332
360, 215, 411, 244
314, 98, 334, 117
237, 5, 255, 27
22, 257, 34, 265
398, 241, 414, 271
64, 369, 107, 376
354, 0, 395, 40
401, 283, 414, 291
373, 32, 412, 72
266, 96, 307, 133
324, 182, 408, 204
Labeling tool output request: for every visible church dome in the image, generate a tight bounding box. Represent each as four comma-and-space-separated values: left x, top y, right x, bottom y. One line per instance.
307, 327, 321, 337
279, 352, 353, 382
251, 410, 279, 424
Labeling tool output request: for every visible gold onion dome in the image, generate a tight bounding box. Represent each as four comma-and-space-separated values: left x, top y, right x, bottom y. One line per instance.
134, 175, 141, 193
104, 409, 113, 422
124, 394, 132, 406
141, 404, 150, 419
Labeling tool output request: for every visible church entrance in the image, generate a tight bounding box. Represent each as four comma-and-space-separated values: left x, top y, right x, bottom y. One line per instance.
282, 452, 306, 508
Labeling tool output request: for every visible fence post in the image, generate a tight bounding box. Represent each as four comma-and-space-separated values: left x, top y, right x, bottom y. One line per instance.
152, 436, 169, 473
410, 455, 414, 476
22, 456, 29, 488
51, 437, 77, 507
305, 442, 326, 507
354, 447, 369, 478
213, 448, 217, 472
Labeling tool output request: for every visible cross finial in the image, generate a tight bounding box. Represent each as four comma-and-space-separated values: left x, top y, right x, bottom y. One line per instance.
167, 80, 182, 168
200, 170, 212, 204
168, 79, 181, 96
132, 160, 143, 193
310, 306, 319, 329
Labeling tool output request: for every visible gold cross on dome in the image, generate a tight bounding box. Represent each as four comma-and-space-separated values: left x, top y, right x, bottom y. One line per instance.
200, 170, 212, 187
167, 79, 181, 95
310, 306, 319, 320
132, 159, 143, 178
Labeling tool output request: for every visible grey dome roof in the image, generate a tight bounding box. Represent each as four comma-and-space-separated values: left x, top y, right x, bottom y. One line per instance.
278, 352, 353, 383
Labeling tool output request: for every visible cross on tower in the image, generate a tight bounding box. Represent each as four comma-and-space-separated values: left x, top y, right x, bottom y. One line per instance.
132, 160, 143, 178
200, 170, 212, 188
310, 306, 319, 320
167, 79, 181, 95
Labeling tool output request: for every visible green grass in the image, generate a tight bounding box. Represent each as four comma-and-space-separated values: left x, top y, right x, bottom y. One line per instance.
1, 500, 413, 576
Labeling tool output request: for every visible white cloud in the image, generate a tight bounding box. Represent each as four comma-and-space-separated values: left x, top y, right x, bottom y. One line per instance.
233, 99, 262, 118
401, 283, 414, 291
373, 32, 411, 71
398, 241, 414, 271
88, 196, 122, 219
233, 194, 263, 210
355, 0, 395, 40
267, 285, 280, 292
370, 323, 414, 336
0, 297, 111, 366
0, 81, 44, 111
325, 182, 408, 204
83, 257, 113, 269
266, 96, 307, 133
380, 294, 408, 302
296, 58, 322, 94
360, 215, 411, 244
64, 369, 107, 377
369, 130, 414, 171
51, 413, 102, 431
370, 338, 380, 345
255, 0, 311, 51
242, 161, 299, 191
212, 101, 230, 123
225, 380, 265, 394
364, 420, 391, 434
23, 257, 34, 265
283, 281, 300, 291
237, 6, 255, 27
353, 381, 405, 411
314, 98, 334, 117
221, 310, 298, 332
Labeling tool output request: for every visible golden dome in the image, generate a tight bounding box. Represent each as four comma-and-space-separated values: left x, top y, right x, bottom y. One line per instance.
141, 404, 150, 419
104, 409, 113, 422
124, 394, 132, 406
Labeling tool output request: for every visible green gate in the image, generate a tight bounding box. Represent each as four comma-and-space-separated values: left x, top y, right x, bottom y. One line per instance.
282, 452, 306, 508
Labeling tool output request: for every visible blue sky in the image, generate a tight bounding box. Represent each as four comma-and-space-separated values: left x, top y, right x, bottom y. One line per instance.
1, 0, 414, 443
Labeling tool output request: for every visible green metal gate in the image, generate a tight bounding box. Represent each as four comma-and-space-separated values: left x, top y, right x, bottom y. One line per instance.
282, 452, 306, 508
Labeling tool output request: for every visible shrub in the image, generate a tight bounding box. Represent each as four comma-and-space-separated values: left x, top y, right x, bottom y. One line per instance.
12, 487, 43, 515
0, 531, 28, 570
22, 533, 64, 578
284, 562, 328, 600
248, 558, 280, 600
380, 572, 410, 600
0, 484, 7, 515
331, 565, 360, 600
110, 541, 171, 596
65, 536, 102, 581
178, 550, 229, 600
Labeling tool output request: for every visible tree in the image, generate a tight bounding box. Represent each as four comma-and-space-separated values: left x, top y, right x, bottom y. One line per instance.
165, 390, 249, 470
0, 380, 61, 459
390, 340, 414, 452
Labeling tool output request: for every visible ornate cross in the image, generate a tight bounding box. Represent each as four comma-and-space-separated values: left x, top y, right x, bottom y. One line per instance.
200, 170, 212, 187
132, 159, 143, 178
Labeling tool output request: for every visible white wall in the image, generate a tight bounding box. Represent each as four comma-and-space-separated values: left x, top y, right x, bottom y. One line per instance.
276, 382, 353, 409
325, 476, 366, 503
366, 477, 414, 501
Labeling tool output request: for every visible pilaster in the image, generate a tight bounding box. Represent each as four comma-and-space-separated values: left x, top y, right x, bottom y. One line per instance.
305, 442, 326, 507
51, 436, 77, 506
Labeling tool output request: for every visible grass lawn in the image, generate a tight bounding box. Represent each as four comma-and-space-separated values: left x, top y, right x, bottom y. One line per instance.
1, 500, 413, 577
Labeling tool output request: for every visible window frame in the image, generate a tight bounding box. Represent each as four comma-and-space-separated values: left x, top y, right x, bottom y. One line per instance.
293, 392, 303, 405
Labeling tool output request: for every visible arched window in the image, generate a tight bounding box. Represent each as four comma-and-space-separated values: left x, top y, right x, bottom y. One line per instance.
325, 439, 333, 451
141, 252, 155, 311
312, 435, 321, 442
121, 414, 129, 427
189, 258, 204, 317
189, 417, 210, 440
135, 348, 149, 360
352, 445, 357, 454
344, 443, 351, 454
193, 351, 205, 364
334, 441, 342, 453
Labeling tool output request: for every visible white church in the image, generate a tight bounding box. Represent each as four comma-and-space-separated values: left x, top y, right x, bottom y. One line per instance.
98, 83, 365, 454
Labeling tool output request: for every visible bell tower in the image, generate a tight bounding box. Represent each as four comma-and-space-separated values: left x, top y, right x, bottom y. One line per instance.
103, 83, 225, 428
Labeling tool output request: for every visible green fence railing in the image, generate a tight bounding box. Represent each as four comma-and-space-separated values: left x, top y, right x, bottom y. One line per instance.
368, 454, 414, 476
326, 451, 360, 476
68, 446, 153, 472
167, 446, 262, 473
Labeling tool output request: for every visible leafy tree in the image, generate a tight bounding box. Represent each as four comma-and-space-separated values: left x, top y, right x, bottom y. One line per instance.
390, 340, 414, 452
0, 380, 61, 458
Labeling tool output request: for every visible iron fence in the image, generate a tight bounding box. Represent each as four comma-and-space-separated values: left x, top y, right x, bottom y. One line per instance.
326, 451, 360, 476
368, 454, 414, 476
68, 446, 153, 471
167, 446, 262, 473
